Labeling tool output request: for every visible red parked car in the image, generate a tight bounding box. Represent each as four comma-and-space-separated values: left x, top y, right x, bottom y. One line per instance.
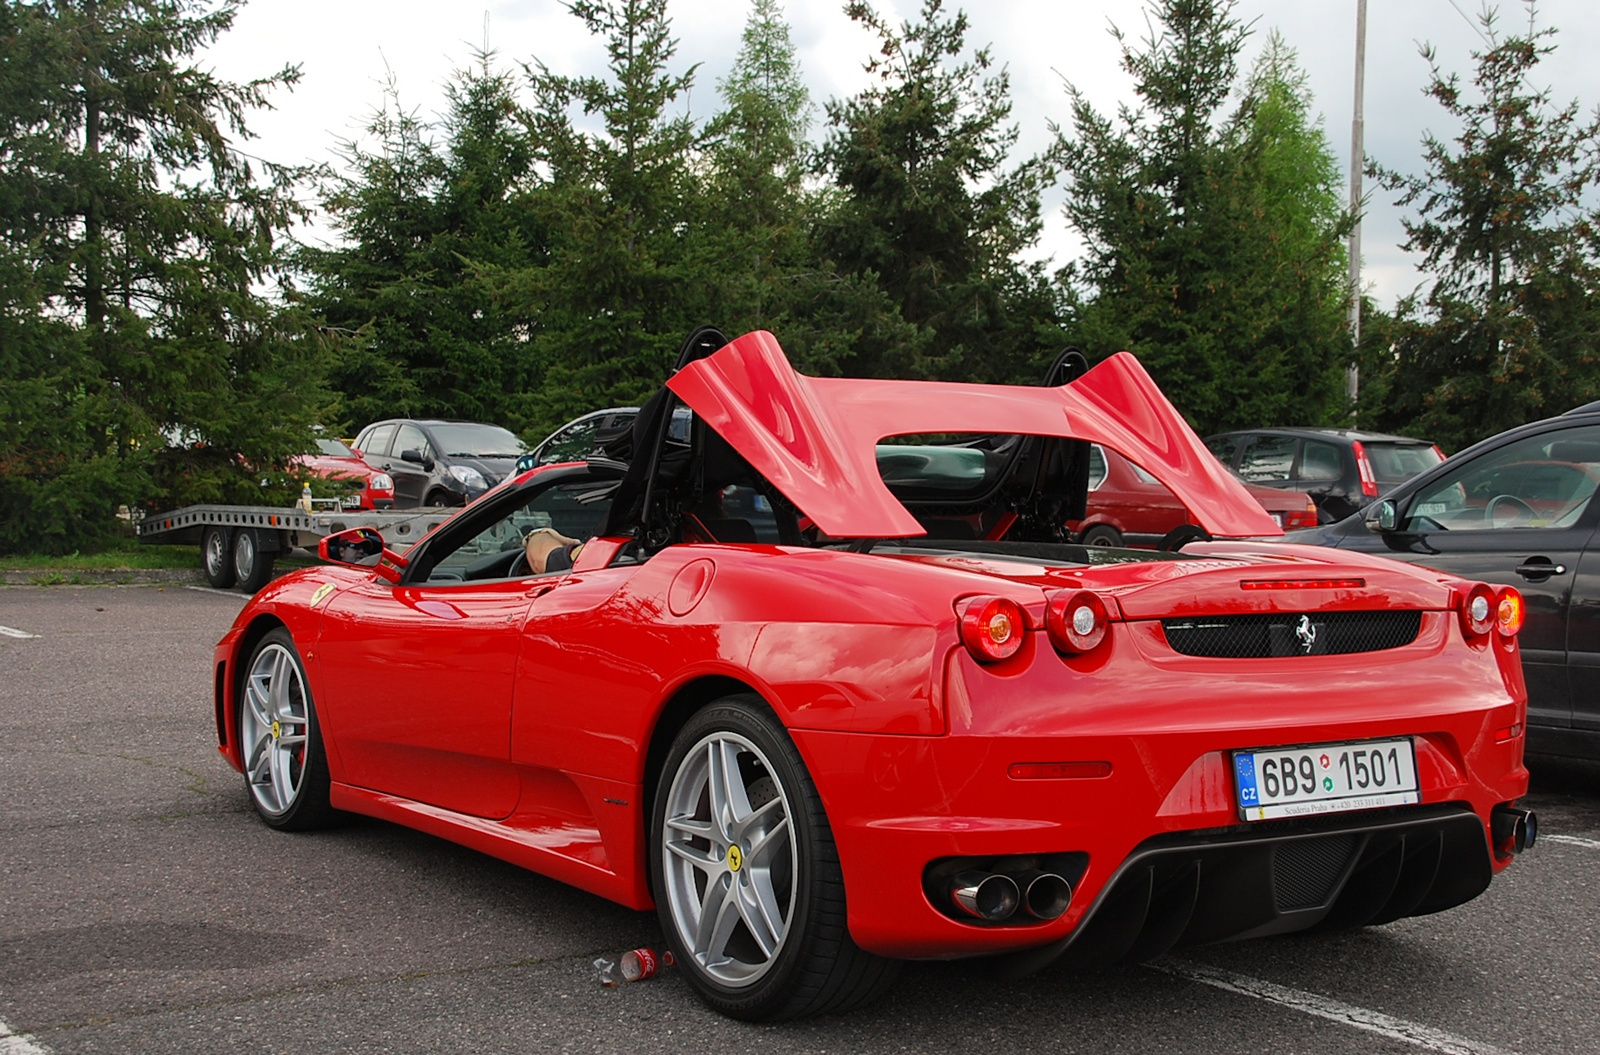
289, 437, 394, 510
213, 329, 1534, 1021
1071, 444, 1318, 547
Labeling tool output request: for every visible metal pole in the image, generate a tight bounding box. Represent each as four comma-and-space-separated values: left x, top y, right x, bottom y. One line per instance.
1347, 0, 1367, 419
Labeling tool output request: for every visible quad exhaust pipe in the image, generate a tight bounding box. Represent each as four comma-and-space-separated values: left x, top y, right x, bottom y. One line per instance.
1491, 804, 1538, 856
948, 868, 1073, 922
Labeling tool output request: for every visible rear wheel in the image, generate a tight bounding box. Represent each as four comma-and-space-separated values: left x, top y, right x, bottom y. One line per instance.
201, 526, 235, 588
238, 629, 338, 831
232, 528, 276, 593
650, 696, 898, 1021
1080, 525, 1123, 547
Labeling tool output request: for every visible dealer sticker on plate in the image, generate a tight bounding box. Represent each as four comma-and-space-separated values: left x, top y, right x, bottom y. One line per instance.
1233, 738, 1419, 820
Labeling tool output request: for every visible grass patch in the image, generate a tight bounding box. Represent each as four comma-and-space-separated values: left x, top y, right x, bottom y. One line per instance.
0, 540, 198, 572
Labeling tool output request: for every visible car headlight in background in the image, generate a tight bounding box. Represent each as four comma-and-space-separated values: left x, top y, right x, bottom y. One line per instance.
448, 465, 488, 491
369, 473, 393, 491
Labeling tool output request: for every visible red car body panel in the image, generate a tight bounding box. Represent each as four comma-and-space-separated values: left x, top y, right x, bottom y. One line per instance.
667, 330, 1282, 540
290, 445, 395, 510
213, 331, 1529, 972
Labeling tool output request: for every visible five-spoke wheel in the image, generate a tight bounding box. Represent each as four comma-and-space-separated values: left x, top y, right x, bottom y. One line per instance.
239, 629, 336, 830
651, 696, 897, 1020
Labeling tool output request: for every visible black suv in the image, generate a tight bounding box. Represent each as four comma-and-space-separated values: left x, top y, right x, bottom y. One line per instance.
1204, 427, 1442, 523
352, 418, 527, 507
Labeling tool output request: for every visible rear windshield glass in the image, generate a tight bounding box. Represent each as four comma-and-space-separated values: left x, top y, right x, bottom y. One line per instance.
1365, 442, 1442, 485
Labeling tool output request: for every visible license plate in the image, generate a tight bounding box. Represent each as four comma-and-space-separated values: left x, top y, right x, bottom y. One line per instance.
1233, 738, 1419, 820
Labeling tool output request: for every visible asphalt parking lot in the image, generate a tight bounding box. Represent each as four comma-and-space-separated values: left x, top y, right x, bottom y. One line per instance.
2, 584, 1597, 1055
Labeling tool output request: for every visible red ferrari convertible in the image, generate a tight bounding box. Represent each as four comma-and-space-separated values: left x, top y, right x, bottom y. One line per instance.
213, 329, 1534, 1021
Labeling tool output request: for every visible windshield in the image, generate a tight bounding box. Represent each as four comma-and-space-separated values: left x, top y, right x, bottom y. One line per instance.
431, 423, 526, 458
315, 438, 357, 458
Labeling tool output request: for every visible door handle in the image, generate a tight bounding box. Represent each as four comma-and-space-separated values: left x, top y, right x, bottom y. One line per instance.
525, 582, 557, 599
1514, 559, 1566, 579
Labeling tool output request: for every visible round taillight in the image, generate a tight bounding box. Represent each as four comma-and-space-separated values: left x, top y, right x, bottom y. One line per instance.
958, 597, 1027, 663
1460, 583, 1497, 639
1046, 590, 1109, 654
1496, 586, 1524, 637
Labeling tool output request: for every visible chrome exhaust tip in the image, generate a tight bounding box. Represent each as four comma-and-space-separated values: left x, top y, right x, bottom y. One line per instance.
949, 871, 1020, 921
1491, 804, 1538, 855
1014, 870, 1073, 920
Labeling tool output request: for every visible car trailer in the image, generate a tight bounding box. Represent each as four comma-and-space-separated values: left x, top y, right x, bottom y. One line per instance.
136, 503, 455, 592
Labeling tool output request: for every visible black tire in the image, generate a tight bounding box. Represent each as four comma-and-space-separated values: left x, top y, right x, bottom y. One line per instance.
1080, 525, 1123, 547
201, 525, 236, 588
650, 695, 899, 1021
425, 490, 454, 508
232, 528, 276, 593
237, 628, 339, 831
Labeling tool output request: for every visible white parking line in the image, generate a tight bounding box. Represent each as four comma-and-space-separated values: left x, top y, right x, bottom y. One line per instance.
1542, 833, 1600, 851
0, 1016, 51, 1054
1151, 959, 1518, 1055
184, 585, 247, 598
0, 626, 39, 639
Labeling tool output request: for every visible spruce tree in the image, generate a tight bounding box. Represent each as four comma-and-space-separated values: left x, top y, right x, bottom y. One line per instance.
1371, 5, 1600, 451
1056, 0, 1351, 433
0, 0, 333, 552
809, 0, 1060, 383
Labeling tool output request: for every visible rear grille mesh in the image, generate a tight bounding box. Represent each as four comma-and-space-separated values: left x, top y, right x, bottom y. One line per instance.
1274, 835, 1359, 911
1162, 610, 1422, 658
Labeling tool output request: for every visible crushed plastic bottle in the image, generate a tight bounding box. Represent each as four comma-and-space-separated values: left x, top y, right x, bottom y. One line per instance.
595, 947, 674, 986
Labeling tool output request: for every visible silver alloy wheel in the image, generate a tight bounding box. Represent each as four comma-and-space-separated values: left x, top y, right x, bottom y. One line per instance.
660, 730, 796, 988
233, 529, 257, 583
203, 529, 229, 581
240, 641, 310, 817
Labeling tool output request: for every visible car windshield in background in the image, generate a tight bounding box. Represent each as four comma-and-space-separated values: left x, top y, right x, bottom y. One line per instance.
431, 423, 526, 458
1365, 442, 1443, 486
315, 438, 358, 458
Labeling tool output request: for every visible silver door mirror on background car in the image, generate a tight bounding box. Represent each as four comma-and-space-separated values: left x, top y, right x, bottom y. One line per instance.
1366, 499, 1398, 532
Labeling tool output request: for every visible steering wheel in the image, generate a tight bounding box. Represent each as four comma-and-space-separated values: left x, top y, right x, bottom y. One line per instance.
1485, 494, 1536, 526
507, 548, 530, 577
461, 546, 523, 581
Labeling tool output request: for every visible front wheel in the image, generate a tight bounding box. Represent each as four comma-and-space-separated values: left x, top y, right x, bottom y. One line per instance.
238, 629, 339, 831
650, 696, 898, 1021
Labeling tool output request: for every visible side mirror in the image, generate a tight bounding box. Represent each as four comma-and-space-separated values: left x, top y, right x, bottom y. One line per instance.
319, 526, 407, 582
1366, 499, 1398, 533
400, 448, 434, 471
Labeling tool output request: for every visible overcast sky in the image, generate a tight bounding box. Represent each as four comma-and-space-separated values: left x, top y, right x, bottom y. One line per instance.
205, 0, 1600, 311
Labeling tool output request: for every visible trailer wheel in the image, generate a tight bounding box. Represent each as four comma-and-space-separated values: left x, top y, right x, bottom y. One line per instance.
232, 528, 276, 594
201, 526, 236, 588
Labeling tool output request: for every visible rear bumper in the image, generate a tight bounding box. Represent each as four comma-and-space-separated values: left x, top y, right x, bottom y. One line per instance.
792, 716, 1525, 960
1045, 804, 1492, 968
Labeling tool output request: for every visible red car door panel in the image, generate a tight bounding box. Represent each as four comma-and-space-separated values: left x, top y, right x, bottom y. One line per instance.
317, 579, 527, 818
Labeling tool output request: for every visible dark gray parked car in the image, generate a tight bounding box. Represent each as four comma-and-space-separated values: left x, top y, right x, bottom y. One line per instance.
1205, 426, 1443, 523
1288, 403, 1600, 761
352, 418, 527, 507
